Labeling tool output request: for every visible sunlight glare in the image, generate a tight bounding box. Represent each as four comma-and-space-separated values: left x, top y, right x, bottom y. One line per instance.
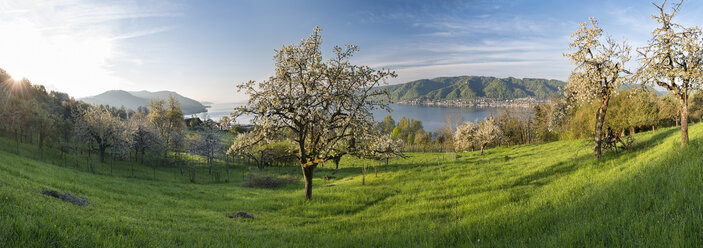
0, 1, 130, 97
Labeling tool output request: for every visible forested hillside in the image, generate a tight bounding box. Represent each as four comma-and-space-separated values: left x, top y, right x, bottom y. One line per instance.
382, 76, 565, 101
81, 90, 207, 115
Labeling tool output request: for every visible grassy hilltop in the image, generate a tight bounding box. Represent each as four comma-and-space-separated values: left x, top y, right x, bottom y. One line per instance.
2, 124, 703, 247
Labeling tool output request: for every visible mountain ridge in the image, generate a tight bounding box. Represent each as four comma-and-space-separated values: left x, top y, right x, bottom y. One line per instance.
382, 76, 566, 102
81, 90, 207, 115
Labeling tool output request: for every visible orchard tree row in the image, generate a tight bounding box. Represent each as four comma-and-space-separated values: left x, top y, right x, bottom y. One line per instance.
0, 70, 231, 181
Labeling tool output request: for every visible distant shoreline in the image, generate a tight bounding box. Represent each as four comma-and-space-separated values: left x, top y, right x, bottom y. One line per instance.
396, 97, 550, 108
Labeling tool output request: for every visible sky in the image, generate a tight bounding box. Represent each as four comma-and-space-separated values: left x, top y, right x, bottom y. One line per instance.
1, 0, 703, 103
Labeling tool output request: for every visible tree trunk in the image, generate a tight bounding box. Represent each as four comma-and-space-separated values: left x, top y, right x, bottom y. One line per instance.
189, 164, 196, 183
226, 157, 230, 182
14, 130, 19, 154
594, 95, 610, 159
99, 145, 106, 163
680, 98, 689, 148
480, 144, 485, 155
652, 125, 656, 134
87, 149, 94, 173
362, 165, 366, 186
302, 165, 314, 201
38, 132, 44, 160
258, 151, 265, 170
179, 152, 184, 176
74, 145, 79, 169
60, 148, 65, 167
630, 127, 635, 136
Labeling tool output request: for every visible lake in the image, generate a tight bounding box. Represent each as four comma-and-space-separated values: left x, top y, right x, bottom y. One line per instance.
371, 104, 508, 132
196, 103, 516, 132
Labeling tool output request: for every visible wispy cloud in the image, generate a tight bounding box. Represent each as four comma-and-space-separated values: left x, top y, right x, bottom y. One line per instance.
416, 39, 563, 53
0, 0, 180, 97
358, 43, 569, 86
357, 18, 570, 84
346, 1, 575, 86
414, 15, 564, 38
111, 26, 176, 40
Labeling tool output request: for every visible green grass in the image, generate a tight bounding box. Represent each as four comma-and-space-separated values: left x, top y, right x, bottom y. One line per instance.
2, 124, 703, 247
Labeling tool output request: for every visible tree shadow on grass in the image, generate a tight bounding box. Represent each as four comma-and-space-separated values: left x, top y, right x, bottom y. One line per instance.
442, 126, 702, 247
628, 127, 679, 151
491, 128, 682, 205
509, 156, 586, 188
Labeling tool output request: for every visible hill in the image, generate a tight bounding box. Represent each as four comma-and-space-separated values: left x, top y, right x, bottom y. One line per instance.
2, 125, 703, 246
383, 76, 565, 102
81, 90, 207, 115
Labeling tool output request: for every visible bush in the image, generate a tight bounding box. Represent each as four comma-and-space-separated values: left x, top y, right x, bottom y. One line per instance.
243, 171, 297, 189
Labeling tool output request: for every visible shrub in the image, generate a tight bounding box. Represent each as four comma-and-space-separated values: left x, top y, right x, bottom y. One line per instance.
243, 171, 297, 189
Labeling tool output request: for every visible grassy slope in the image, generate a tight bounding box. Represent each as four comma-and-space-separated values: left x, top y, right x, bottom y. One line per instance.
1, 124, 703, 247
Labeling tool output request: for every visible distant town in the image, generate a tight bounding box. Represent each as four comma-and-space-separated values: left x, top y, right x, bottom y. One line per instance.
397, 97, 550, 108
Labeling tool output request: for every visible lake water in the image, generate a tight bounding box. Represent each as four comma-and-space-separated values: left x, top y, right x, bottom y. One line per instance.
371, 104, 507, 132
191, 102, 244, 121
196, 103, 513, 132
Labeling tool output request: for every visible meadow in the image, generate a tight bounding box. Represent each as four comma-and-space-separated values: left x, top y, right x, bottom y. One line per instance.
1, 124, 703, 247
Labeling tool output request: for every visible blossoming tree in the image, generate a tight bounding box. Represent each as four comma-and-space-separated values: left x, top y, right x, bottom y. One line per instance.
232, 27, 396, 200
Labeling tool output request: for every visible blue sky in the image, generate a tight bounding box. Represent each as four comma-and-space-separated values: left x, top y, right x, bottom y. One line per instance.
1, 0, 703, 103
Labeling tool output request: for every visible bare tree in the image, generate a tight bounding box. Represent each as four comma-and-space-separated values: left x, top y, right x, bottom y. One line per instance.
129, 115, 158, 164
232, 27, 396, 200
563, 17, 631, 158
190, 128, 222, 177
110, 123, 133, 174
637, 0, 703, 148
126, 114, 162, 177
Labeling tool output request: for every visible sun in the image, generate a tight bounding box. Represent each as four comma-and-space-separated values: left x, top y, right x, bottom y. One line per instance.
0, 2, 128, 99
